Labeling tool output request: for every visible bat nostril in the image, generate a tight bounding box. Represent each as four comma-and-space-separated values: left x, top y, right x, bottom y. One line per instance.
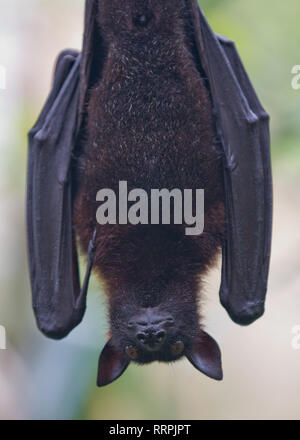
137, 332, 146, 343
156, 330, 166, 343
136, 328, 166, 348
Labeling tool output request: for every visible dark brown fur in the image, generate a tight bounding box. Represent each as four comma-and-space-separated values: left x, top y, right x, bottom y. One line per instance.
73, 0, 225, 366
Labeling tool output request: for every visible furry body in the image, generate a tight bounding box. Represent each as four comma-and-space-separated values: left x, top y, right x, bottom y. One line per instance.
73, 0, 225, 364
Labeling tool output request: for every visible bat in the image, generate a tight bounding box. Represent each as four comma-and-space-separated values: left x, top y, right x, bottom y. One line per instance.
27, 0, 272, 387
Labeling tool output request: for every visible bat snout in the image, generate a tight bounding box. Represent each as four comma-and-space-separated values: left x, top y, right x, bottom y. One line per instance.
128, 308, 175, 351
136, 326, 167, 351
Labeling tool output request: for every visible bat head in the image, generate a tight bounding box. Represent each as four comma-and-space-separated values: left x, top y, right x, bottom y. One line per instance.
92, 219, 224, 387
97, 293, 223, 387
97, 0, 188, 40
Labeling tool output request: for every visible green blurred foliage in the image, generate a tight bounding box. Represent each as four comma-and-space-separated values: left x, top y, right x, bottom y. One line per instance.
201, 0, 300, 173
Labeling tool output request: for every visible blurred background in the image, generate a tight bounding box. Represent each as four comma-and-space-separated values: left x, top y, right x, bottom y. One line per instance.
0, 0, 299, 420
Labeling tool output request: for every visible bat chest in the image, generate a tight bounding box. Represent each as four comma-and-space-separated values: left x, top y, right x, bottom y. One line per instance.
73, 47, 225, 252
84, 56, 222, 194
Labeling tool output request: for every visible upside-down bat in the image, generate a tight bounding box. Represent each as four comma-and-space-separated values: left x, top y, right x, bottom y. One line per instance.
27, 0, 272, 387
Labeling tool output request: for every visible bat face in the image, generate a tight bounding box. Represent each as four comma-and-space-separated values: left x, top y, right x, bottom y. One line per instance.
98, 0, 187, 38
98, 305, 223, 387
97, 280, 223, 386
110, 303, 199, 364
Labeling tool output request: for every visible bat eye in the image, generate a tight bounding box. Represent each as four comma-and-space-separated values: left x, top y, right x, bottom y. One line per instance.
171, 341, 184, 356
125, 346, 139, 360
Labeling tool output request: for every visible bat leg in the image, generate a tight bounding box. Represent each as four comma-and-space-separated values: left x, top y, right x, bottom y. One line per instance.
75, 229, 97, 304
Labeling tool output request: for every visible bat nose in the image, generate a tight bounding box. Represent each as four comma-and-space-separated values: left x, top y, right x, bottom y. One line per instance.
136, 326, 167, 351
128, 308, 175, 350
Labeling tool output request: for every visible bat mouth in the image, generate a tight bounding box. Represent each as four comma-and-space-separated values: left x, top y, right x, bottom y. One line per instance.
129, 341, 186, 364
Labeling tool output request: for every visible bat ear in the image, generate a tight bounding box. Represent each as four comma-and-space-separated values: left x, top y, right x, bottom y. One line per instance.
186, 330, 223, 381
97, 339, 130, 387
